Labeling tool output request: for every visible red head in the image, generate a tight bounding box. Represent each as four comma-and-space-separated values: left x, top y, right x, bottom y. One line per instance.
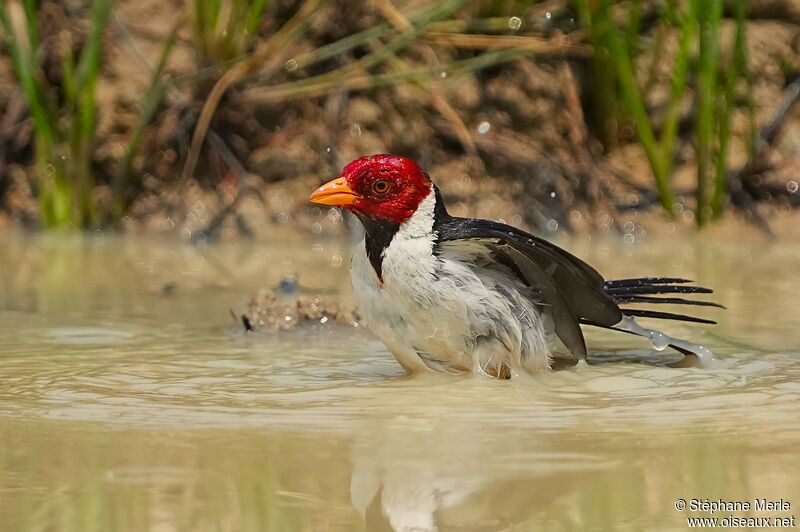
309, 154, 432, 224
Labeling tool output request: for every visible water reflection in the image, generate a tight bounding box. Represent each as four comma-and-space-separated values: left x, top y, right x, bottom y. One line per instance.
0, 232, 799, 531
349, 402, 613, 531
345, 369, 800, 531
348, 425, 778, 532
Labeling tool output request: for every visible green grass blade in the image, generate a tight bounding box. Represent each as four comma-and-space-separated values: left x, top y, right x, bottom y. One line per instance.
574, 0, 619, 149
600, 0, 676, 215
659, 0, 696, 168
695, 0, 723, 226
712, 0, 750, 218
75, 0, 114, 138
114, 25, 178, 208
22, 0, 39, 52
245, 0, 269, 35
0, 6, 52, 144
625, 0, 642, 61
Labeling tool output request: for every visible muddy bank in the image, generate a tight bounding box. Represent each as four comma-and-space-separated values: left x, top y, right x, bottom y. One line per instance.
0, 1, 799, 236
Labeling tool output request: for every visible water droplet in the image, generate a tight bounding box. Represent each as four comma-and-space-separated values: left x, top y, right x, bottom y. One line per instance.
550, 191, 556, 198
440, 71, 447, 78
649, 331, 669, 351
276, 212, 290, 224
320, 316, 328, 324
545, 11, 552, 20
325, 146, 332, 153
349, 123, 362, 137
623, 233, 635, 245
284, 315, 293, 322
285, 58, 298, 72
326, 208, 343, 224
546, 219, 559, 232
330, 254, 343, 268
623, 221, 635, 233
312, 243, 323, 252
787, 180, 798, 193
508, 16, 522, 30
477, 121, 491, 134
311, 222, 322, 234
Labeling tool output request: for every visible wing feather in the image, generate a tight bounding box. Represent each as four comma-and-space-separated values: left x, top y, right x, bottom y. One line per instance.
436, 218, 622, 328
434, 216, 720, 359
494, 244, 588, 359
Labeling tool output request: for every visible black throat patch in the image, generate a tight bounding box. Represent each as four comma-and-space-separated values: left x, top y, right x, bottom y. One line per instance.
355, 213, 400, 281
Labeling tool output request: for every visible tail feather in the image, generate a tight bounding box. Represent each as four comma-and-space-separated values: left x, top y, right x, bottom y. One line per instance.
613, 296, 725, 308
603, 276, 721, 326
619, 309, 717, 325
605, 284, 713, 296
603, 277, 692, 288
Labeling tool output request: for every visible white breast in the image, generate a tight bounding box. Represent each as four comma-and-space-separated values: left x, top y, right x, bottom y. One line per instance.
350, 192, 552, 377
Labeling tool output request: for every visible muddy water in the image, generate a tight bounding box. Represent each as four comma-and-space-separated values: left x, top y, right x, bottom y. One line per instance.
0, 230, 798, 531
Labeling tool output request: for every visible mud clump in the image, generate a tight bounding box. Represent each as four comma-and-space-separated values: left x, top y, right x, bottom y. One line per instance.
238, 288, 363, 333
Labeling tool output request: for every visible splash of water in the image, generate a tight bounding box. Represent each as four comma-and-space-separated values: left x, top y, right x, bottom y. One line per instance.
616, 316, 718, 368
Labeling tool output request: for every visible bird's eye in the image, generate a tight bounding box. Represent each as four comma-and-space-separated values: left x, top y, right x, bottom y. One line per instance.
372, 179, 391, 195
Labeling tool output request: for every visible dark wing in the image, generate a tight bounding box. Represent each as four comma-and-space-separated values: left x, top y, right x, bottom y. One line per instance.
435, 217, 719, 359
496, 244, 591, 360
436, 217, 622, 359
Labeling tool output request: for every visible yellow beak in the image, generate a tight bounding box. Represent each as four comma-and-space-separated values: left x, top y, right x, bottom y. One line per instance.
309, 177, 359, 206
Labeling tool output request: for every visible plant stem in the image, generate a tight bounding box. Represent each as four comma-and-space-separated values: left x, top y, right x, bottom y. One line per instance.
712, 0, 749, 219
601, 0, 677, 215
660, 0, 696, 171
695, 0, 722, 226
574, 0, 619, 151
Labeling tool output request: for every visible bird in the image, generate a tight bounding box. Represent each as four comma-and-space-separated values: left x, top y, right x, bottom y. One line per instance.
310, 154, 721, 378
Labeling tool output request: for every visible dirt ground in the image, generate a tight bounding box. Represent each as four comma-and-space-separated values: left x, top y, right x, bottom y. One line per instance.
0, 0, 799, 238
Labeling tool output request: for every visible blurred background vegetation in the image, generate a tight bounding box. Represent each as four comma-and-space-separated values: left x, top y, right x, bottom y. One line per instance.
1, 0, 799, 235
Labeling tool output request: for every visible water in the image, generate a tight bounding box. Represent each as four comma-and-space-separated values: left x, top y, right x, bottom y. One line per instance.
1, 230, 799, 531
